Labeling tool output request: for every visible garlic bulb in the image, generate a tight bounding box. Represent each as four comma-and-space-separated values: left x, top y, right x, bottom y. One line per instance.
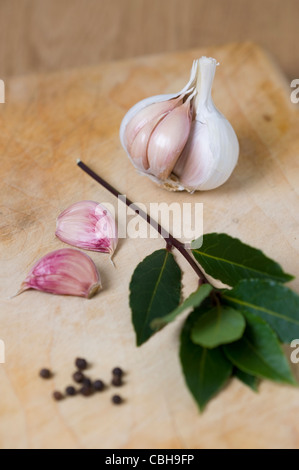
119, 57, 239, 192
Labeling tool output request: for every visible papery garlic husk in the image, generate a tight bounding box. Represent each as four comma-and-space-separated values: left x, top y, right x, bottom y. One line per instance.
56, 201, 117, 257
119, 57, 239, 192
17, 248, 101, 298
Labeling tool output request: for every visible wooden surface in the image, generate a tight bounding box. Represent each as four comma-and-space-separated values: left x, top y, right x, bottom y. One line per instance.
0, 0, 298, 79
1, 42, 299, 449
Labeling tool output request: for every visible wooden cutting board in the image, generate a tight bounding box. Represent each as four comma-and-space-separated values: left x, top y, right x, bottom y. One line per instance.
1, 42, 299, 449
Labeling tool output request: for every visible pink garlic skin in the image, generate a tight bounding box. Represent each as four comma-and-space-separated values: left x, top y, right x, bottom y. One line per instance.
55, 201, 117, 255
129, 115, 165, 171
147, 100, 192, 180
125, 95, 183, 151
19, 248, 101, 298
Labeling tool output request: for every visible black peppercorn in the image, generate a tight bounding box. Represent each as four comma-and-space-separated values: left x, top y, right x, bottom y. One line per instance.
39, 368, 52, 379
75, 358, 88, 371
82, 377, 92, 388
93, 380, 105, 391
112, 395, 122, 405
72, 371, 85, 383
80, 385, 93, 397
65, 386, 77, 396
111, 375, 122, 387
112, 367, 123, 377
53, 391, 64, 401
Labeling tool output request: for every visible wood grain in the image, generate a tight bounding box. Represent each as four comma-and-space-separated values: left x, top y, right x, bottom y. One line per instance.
1, 42, 299, 449
0, 0, 298, 79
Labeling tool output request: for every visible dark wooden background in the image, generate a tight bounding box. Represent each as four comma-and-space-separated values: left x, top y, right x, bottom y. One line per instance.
0, 0, 298, 78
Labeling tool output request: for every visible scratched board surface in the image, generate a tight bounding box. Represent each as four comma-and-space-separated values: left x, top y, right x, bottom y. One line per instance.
1, 43, 299, 449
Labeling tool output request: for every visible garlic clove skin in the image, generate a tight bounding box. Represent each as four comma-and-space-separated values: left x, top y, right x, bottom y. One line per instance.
174, 115, 239, 191
119, 59, 198, 171
56, 201, 117, 256
198, 116, 239, 191
174, 57, 239, 191
173, 121, 214, 189
147, 100, 192, 180
125, 95, 183, 152
18, 248, 101, 298
129, 114, 166, 171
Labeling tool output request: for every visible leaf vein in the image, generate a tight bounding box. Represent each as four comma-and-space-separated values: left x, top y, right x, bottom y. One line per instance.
223, 295, 299, 326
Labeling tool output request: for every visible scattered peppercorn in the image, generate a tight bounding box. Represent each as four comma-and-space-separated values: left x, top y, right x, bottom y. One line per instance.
65, 386, 77, 396
111, 376, 122, 387
53, 391, 64, 401
39, 368, 52, 379
80, 385, 93, 397
40, 358, 126, 404
112, 395, 122, 405
73, 371, 85, 383
112, 367, 123, 377
82, 377, 92, 388
94, 380, 105, 391
75, 358, 88, 371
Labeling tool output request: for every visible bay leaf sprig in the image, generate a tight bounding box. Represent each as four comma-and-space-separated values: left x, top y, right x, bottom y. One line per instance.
78, 160, 299, 411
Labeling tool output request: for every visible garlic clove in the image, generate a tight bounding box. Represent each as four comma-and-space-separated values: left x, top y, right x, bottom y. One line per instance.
55, 201, 117, 256
119, 60, 198, 156
147, 100, 192, 180
17, 248, 101, 298
129, 114, 166, 171
125, 95, 183, 151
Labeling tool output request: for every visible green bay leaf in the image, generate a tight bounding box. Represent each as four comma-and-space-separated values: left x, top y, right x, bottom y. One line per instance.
222, 279, 299, 343
129, 249, 181, 346
180, 309, 233, 411
191, 305, 245, 348
223, 311, 296, 385
151, 283, 212, 330
234, 368, 259, 392
192, 233, 293, 287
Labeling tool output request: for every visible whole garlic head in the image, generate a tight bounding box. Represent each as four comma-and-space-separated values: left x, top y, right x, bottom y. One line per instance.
120, 57, 239, 192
